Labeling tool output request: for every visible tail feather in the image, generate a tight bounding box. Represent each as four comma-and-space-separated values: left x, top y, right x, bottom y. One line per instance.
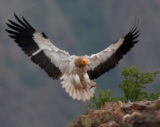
61, 80, 95, 101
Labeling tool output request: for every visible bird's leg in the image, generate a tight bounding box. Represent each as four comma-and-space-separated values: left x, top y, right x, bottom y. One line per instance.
88, 81, 97, 88
80, 81, 96, 89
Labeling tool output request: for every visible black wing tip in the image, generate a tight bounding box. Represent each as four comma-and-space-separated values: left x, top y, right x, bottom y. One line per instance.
124, 24, 140, 44
130, 18, 140, 40
131, 29, 140, 43
7, 19, 13, 24
6, 14, 35, 32
130, 26, 140, 36
13, 13, 18, 19
5, 29, 9, 32
13, 13, 24, 22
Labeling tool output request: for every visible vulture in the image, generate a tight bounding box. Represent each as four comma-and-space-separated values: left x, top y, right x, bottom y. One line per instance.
5, 14, 139, 101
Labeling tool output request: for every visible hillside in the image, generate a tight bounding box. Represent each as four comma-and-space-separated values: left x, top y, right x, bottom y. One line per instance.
69, 100, 160, 127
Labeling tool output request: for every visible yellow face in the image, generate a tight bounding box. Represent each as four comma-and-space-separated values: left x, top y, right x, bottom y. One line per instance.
81, 59, 88, 65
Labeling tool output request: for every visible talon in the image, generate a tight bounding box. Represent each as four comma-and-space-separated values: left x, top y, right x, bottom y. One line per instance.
90, 84, 96, 88
90, 85, 96, 88
88, 82, 97, 88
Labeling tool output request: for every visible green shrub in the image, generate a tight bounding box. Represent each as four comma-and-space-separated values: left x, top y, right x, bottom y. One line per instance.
119, 66, 159, 102
88, 66, 160, 109
88, 90, 122, 109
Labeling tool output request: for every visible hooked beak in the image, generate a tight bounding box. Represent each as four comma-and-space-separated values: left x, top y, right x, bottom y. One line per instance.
81, 59, 88, 65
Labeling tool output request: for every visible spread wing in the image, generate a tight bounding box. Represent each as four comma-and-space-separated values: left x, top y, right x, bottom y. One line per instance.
87, 26, 139, 79
5, 14, 72, 79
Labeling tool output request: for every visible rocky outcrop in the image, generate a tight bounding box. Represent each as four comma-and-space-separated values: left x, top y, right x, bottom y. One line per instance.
69, 100, 160, 127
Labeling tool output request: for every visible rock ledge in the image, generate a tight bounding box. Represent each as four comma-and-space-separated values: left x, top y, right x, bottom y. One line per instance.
69, 100, 160, 127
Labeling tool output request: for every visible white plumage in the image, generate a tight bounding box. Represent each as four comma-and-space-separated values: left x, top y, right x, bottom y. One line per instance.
6, 14, 139, 101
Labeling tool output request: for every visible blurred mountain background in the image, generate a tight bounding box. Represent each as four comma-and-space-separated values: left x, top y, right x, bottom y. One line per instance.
0, 0, 160, 127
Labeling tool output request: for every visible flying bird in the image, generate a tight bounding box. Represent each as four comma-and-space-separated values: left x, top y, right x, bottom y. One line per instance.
5, 14, 139, 101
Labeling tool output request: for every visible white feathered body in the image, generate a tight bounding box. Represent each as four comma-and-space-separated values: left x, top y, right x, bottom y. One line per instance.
61, 59, 95, 101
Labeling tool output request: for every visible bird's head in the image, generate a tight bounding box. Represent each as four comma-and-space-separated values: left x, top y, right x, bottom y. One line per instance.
74, 57, 88, 68
81, 58, 88, 65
